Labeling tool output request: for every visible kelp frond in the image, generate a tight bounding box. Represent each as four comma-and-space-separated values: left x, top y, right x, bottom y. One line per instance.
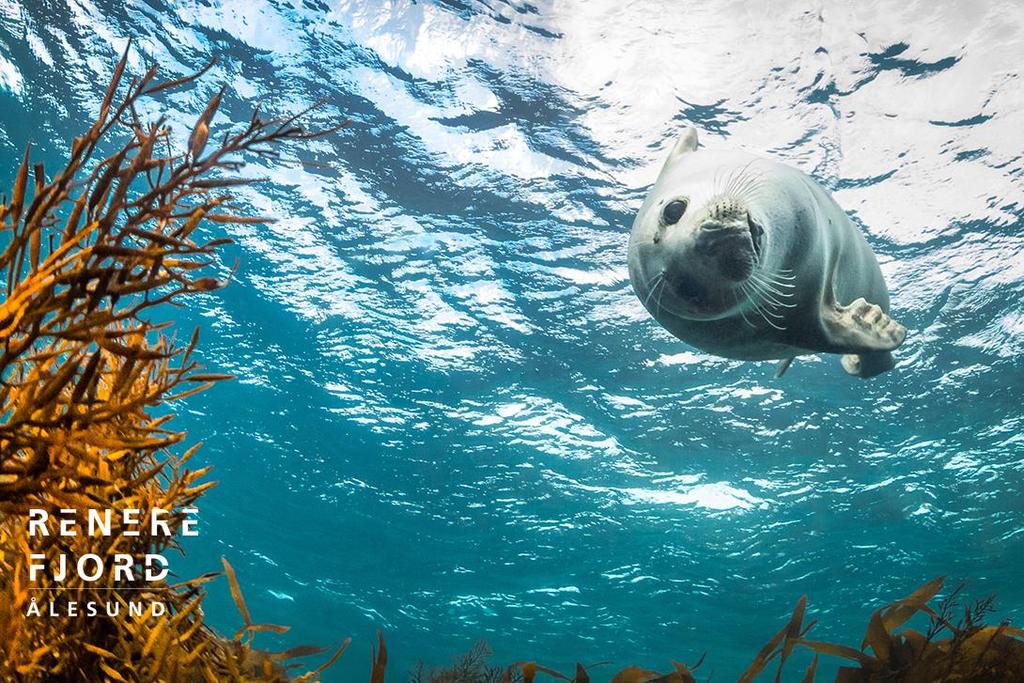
0, 42, 347, 681
705, 576, 1024, 682
407, 578, 1024, 683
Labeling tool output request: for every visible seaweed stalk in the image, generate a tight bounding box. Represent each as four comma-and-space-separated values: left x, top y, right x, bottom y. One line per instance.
0, 42, 348, 681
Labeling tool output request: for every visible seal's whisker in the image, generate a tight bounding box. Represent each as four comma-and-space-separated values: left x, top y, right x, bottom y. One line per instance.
756, 275, 796, 291
707, 165, 766, 222
757, 310, 787, 329
759, 290, 797, 309
768, 270, 797, 281
757, 276, 794, 292
760, 276, 796, 289
750, 295, 787, 329
746, 281, 785, 322
729, 163, 761, 199
751, 282, 794, 307
654, 277, 666, 315
747, 280, 788, 321
755, 301, 787, 321
642, 269, 663, 291
724, 165, 745, 197
739, 181, 764, 204
736, 286, 757, 328
735, 229, 790, 330
723, 168, 739, 197
642, 273, 664, 310
753, 286, 798, 310
731, 168, 757, 195
728, 175, 746, 200
727, 161, 756, 196
735, 189, 762, 210
751, 273, 797, 302
733, 172, 764, 204
737, 187, 763, 206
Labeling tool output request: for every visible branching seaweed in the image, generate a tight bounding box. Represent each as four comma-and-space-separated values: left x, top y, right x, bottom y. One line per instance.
407, 579, 1024, 683
736, 577, 1024, 683
411, 640, 510, 683
0, 42, 348, 681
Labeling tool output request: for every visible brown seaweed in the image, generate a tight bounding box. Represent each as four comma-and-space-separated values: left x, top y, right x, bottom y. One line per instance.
402, 578, 1024, 683
0, 42, 347, 681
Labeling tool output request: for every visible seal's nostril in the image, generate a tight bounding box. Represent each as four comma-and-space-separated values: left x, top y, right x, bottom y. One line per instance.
747, 212, 763, 238
747, 212, 764, 260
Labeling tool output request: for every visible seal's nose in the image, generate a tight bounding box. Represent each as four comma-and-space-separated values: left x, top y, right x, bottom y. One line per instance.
694, 220, 756, 282
695, 220, 748, 254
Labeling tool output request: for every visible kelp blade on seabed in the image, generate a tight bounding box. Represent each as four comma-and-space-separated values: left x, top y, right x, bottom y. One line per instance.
1, 48, 1024, 683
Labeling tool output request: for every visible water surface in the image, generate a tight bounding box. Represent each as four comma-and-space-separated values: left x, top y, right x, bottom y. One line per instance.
1, 0, 1023, 679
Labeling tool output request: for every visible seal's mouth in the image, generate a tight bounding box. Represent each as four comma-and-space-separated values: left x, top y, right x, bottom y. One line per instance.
671, 272, 708, 304
657, 270, 736, 320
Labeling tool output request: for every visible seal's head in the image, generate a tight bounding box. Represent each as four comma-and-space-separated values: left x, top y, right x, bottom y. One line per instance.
628, 127, 768, 321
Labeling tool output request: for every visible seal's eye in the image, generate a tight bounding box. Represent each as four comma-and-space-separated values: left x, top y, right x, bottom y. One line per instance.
661, 199, 688, 225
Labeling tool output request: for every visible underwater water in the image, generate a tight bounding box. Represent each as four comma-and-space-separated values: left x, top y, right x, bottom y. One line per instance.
2, 0, 1024, 678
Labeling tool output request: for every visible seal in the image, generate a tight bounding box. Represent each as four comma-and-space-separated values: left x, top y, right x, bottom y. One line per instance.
627, 127, 906, 378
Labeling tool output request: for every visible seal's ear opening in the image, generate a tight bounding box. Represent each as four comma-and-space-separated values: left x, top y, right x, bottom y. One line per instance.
658, 127, 699, 179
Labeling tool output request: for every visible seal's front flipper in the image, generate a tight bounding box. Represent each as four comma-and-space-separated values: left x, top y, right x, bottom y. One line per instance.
775, 357, 794, 378
841, 350, 895, 378
824, 297, 907, 353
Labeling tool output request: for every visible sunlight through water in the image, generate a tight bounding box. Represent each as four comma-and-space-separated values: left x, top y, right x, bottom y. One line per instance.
1, 0, 1022, 678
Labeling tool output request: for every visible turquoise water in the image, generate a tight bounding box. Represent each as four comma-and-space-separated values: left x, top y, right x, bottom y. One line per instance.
2, 0, 1023, 679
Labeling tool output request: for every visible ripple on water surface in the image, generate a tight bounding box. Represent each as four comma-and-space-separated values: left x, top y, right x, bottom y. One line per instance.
0, 0, 1022, 678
